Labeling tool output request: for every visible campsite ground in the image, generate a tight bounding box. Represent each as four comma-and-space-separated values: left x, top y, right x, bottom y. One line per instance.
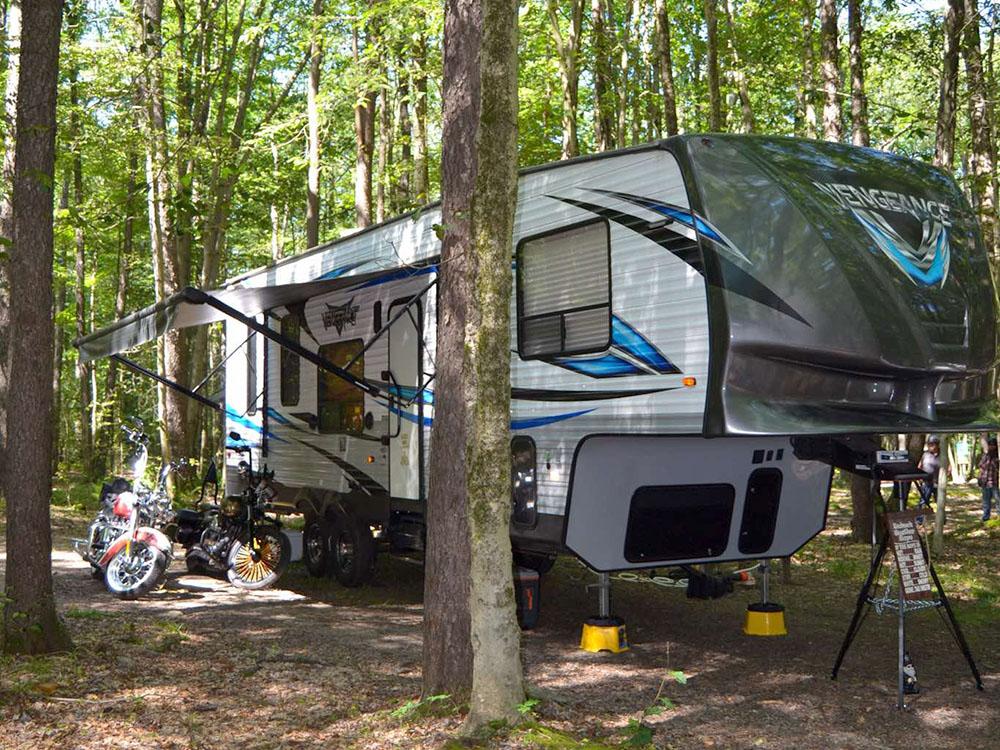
1, 481, 999, 750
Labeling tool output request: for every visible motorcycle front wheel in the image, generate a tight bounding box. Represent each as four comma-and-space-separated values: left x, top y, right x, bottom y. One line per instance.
226, 529, 290, 590
105, 541, 169, 599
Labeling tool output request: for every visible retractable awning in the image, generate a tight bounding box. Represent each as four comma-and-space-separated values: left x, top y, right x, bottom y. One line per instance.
75, 270, 399, 364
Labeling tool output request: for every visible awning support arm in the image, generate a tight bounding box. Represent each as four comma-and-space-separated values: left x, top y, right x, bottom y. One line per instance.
192, 331, 250, 395
112, 354, 225, 413
344, 278, 437, 372
185, 288, 381, 398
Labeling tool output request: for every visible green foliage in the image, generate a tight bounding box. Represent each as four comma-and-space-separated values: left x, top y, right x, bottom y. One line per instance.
388, 692, 455, 721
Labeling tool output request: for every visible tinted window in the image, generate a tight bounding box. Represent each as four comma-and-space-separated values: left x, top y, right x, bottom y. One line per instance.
317, 339, 364, 434
280, 313, 301, 406
624, 484, 734, 563
738, 468, 782, 555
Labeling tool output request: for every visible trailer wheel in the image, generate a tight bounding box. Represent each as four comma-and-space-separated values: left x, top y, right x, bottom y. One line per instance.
303, 518, 331, 578
513, 551, 556, 575
328, 512, 375, 587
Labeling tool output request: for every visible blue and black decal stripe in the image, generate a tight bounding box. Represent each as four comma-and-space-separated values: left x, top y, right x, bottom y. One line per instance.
512, 387, 676, 401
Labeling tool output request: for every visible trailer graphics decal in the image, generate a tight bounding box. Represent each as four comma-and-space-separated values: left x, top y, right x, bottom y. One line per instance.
813, 181, 952, 288
322, 297, 360, 333
550, 191, 810, 326
548, 316, 681, 378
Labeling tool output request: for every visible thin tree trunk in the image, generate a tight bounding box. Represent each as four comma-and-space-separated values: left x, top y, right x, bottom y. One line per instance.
934, 0, 964, 169
270, 140, 283, 259
0, 0, 21, 491
2, 0, 72, 655
962, 0, 997, 257
397, 67, 412, 206
722, 0, 754, 133
933, 435, 950, 554
590, 0, 614, 150
819, 0, 842, 141
353, 26, 376, 228
796, 0, 818, 138
654, 0, 678, 136
848, 0, 869, 147
547, 0, 583, 159
305, 0, 323, 249
413, 32, 430, 203
704, 0, 723, 131
51, 172, 69, 475
464, 0, 523, 727
376, 83, 391, 223
424, 0, 477, 698
615, 0, 636, 147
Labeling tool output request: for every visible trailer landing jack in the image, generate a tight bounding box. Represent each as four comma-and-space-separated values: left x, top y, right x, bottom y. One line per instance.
743, 560, 787, 636
580, 572, 629, 653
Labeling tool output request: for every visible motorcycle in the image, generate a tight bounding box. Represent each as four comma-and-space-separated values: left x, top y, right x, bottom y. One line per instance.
73, 419, 176, 599
175, 430, 290, 590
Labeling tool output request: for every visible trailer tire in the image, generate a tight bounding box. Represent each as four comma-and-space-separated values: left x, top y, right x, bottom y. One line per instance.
303, 518, 331, 578
328, 512, 375, 588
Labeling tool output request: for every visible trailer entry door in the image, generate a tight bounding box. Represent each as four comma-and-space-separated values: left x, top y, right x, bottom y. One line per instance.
387, 299, 422, 500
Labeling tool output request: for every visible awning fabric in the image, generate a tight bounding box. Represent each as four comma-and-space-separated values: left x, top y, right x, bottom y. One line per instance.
75, 270, 392, 364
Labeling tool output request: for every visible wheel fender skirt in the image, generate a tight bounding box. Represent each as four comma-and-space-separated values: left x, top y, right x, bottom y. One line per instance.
97, 527, 172, 567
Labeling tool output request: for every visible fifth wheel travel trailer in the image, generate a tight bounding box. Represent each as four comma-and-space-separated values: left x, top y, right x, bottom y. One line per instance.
78, 135, 999, 592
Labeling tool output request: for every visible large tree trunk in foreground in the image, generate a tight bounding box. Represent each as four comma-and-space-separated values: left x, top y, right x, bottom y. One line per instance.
819, 0, 841, 141
2, 0, 72, 655
465, 0, 523, 730
423, 0, 478, 699
847, 0, 869, 147
934, 0, 963, 170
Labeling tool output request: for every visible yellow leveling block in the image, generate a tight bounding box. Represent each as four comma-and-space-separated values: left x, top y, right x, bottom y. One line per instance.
743, 602, 787, 636
580, 616, 630, 653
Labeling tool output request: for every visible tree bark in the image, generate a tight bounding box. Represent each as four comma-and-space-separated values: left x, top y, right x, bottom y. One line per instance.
849, 473, 876, 543
934, 0, 963, 170
704, 0, 723, 131
962, 0, 997, 257
933, 435, 950, 554
413, 32, 430, 203
353, 25, 376, 228
654, 0, 678, 136
376, 83, 391, 223
464, 0, 523, 729
590, 0, 614, 151
423, 0, 479, 698
547, 0, 583, 159
397, 66, 412, 206
721, 0, 754, 133
847, 0, 869, 147
0, 0, 20, 491
2, 0, 72, 655
819, 0, 841, 141
614, 0, 636, 147
306, 0, 323, 249
796, 0, 818, 138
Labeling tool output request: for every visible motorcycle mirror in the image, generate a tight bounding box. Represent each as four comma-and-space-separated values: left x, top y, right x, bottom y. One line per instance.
228, 430, 242, 441
132, 416, 144, 428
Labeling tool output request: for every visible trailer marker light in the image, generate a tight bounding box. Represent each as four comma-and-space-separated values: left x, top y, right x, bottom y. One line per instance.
366, 455, 376, 464
683, 377, 697, 387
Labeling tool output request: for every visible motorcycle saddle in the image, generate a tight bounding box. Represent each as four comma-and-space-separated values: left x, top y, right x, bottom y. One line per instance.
176, 508, 203, 524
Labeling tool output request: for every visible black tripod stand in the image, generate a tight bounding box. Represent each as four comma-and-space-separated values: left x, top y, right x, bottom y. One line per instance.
831, 470, 983, 708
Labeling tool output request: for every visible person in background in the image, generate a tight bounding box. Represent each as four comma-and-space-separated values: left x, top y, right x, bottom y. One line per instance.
918, 435, 941, 508
977, 436, 1000, 521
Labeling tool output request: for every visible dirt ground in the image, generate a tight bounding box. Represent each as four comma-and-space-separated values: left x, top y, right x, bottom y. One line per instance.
1, 485, 999, 750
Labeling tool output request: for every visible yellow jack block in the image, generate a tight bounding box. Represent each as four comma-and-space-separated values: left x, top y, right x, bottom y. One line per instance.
743, 602, 787, 636
580, 617, 629, 653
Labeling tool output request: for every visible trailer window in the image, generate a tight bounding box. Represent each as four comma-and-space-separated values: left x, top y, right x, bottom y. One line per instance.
511, 436, 537, 528
738, 468, 782, 555
317, 339, 365, 435
280, 313, 301, 406
517, 219, 611, 358
624, 484, 735, 563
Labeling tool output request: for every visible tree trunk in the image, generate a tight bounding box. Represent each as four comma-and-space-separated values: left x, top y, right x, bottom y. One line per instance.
590, 0, 614, 151
934, 0, 963, 170
615, 0, 635, 147
353, 26, 376, 229
547, 0, 583, 159
397, 67, 412, 206
819, 0, 841, 141
270, 140, 284, 259
305, 0, 323, 249
847, 0, 869, 147
654, 0, 678, 136
2, 0, 72, 655
849, 473, 876, 543
423, 0, 478, 699
796, 0, 817, 138
463, 0, 523, 729
376, 83, 392, 223
704, 0, 723, 131
933, 435, 950, 554
0, 0, 21, 492
721, 0, 754, 133
413, 32, 430, 203
962, 0, 997, 257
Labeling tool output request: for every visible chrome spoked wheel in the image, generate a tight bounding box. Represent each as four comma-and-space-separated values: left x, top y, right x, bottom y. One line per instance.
226, 531, 290, 590
105, 541, 168, 599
